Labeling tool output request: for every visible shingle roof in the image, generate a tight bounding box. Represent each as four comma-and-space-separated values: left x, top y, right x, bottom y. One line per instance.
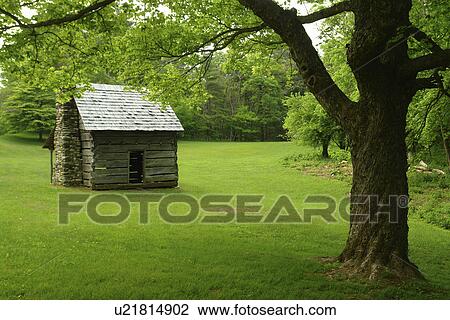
74, 83, 184, 132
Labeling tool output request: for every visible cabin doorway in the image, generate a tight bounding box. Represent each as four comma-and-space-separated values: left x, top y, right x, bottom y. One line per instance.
129, 151, 144, 184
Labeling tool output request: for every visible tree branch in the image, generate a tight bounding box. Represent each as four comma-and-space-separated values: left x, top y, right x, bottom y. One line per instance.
0, 7, 25, 27
409, 25, 444, 54
26, 0, 115, 28
415, 77, 440, 91
403, 49, 450, 75
34, 30, 91, 56
405, 25, 450, 93
297, 1, 352, 24
238, 0, 354, 127
153, 23, 266, 59
19, 0, 40, 6
0, 0, 115, 31
406, 91, 444, 149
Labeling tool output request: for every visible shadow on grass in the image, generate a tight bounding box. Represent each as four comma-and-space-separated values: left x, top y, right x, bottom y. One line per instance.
0, 133, 46, 146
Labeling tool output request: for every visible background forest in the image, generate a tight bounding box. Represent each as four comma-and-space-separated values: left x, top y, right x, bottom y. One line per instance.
0, 1, 448, 164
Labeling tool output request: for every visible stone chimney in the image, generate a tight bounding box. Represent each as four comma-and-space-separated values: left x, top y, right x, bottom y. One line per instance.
53, 99, 83, 186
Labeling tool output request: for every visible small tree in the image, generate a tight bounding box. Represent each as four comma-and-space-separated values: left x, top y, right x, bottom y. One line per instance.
1, 83, 55, 140
284, 93, 344, 158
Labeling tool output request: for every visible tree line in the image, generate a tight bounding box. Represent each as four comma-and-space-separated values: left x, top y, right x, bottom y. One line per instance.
1, 7, 447, 164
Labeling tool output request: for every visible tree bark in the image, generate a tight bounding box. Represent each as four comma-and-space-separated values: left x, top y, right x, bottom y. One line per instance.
338, 97, 422, 280
441, 125, 450, 169
237, 0, 445, 280
321, 140, 330, 158
331, 0, 424, 280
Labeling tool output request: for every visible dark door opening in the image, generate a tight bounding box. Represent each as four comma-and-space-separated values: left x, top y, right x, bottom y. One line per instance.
129, 151, 144, 184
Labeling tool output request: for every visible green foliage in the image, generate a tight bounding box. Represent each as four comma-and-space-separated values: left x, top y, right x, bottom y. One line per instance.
175, 52, 292, 141
409, 0, 450, 59
406, 0, 450, 158
109, 0, 282, 107
0, 0, 128, 102
319, 11, 358, 101
283, 149, 351, 167
407, 85, 450, 156
0, 0, 448, 151
240, 75, 285, 140
230, 105, 259, 139
282, 9, 352, 157
283, 147, 449, 229
282, 148, 352, 181
283, 0, 449, 163
0, 80, 55, 139
0, 86, 9, 135
284, 93, 345, 156
0, 118, 7, 136
0, 0, 290, 105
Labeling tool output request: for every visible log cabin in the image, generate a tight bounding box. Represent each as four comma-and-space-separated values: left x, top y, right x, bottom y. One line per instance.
44, 83, 184, 190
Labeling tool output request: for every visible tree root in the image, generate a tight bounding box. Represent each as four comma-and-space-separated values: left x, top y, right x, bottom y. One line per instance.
319, 255, 425, 282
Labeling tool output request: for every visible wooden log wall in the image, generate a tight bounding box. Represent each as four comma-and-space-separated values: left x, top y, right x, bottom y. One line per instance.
80, 128, 94, 187
87, 131, 179, 190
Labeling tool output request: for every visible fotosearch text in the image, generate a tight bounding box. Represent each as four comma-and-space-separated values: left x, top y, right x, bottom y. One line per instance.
58, 193, 409, 225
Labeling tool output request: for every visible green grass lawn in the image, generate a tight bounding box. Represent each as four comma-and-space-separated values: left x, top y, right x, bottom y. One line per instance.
0, 134, 449, 299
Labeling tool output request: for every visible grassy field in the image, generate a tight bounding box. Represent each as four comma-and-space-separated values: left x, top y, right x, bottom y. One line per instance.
0, 134, 449, 299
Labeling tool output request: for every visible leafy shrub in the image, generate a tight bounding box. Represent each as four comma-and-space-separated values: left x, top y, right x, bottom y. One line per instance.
282, 149, 352, 182
283, 152, 449, 229
329, 149, 351, 162
283, 149, 351, 164
408, 172, 450, 229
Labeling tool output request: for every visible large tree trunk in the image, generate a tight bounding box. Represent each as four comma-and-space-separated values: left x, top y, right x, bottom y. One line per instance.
329, 0, 425, 280
338, 98, 422, 280
238, 0, 447, 280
